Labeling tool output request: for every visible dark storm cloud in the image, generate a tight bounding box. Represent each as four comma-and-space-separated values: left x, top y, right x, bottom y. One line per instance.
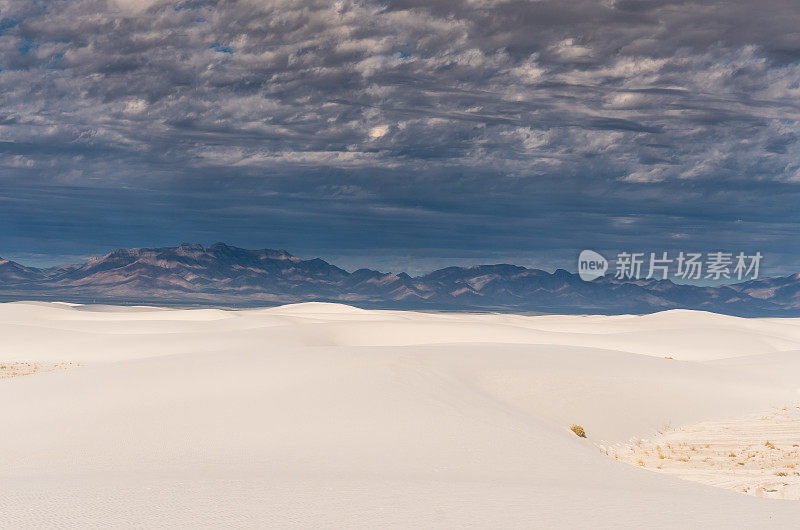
0, 0, 798, 272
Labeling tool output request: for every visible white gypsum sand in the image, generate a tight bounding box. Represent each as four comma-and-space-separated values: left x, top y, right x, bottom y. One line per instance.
1, 301, 800, 527
607, 406, 800, 500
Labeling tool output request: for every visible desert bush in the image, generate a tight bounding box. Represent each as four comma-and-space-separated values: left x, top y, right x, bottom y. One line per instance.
570, 424, 586, 438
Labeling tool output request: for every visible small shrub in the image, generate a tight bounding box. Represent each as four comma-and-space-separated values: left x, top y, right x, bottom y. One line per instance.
570, 424, 586, 438
765, 441, 776, 450
777, 471, 788, 477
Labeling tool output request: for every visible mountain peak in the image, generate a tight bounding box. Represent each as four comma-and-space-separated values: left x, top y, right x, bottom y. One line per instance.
207, 242, 235, 250
264, 249, 301, 262
0, 258, 44, 282
179, 243, 205, 251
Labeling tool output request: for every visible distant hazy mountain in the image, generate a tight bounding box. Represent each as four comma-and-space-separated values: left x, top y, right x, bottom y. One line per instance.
730, 273, 800, 312
0, 243, 797, 316
0, 259, 44, 283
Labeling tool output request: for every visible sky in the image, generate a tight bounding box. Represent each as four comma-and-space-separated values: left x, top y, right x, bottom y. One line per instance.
0, 0, 799, 275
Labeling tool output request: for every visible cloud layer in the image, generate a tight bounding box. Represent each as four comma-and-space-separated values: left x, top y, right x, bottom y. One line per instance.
0, 0, 799, 272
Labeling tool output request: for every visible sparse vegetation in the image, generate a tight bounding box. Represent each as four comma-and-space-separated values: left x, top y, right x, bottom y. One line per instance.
0, 361, 77, 379
570, 424, 586, 438
605, 409, 800, 500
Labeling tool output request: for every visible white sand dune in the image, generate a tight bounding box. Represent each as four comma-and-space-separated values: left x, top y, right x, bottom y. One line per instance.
1, 301, 800, 527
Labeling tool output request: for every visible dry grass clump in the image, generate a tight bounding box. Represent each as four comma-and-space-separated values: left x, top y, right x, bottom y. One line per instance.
570, 424, 586, 438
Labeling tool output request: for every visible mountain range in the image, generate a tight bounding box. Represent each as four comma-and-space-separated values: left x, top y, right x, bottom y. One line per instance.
1, 243, 799, 316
